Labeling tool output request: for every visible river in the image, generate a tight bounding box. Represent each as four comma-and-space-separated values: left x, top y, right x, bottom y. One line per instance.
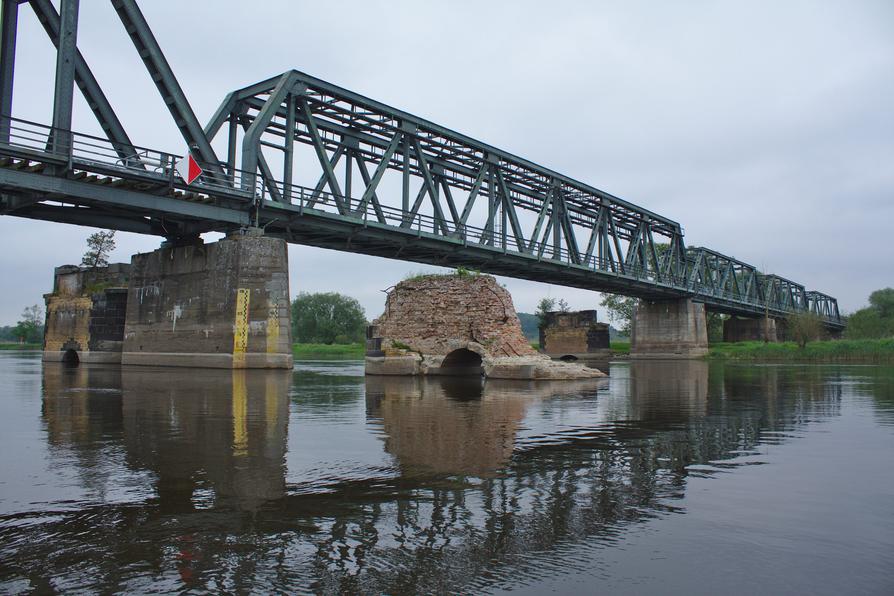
0, 352, 892, 594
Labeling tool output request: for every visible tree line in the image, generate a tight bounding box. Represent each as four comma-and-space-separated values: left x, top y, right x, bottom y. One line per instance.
0, 305, 43, 344
845, 288, 894, 339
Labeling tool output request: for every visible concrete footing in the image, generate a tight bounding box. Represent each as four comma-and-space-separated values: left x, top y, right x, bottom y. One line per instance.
121, 230, 293, 369
630, 298, 709, 359
723, 316, 777, 343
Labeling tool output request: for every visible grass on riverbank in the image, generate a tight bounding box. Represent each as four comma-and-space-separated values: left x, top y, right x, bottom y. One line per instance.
610, 341, 630, 355
0, 343, 41, 351
707, 338, 894, 364
293, 342, 365, 359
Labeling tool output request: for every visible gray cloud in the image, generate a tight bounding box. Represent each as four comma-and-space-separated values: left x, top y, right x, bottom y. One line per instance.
1, 0, 891, 324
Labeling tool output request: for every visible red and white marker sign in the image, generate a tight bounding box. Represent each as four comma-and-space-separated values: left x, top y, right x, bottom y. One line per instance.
175, 153, 203, 185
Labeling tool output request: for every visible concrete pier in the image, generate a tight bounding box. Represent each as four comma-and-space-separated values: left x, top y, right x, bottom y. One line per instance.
630, 298, 709, 359
723, 316, 777, 343
121, 230, 292, 369
539, 309, 611, 362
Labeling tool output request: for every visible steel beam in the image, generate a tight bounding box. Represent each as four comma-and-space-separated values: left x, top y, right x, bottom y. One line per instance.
241, 73, 299, 193
0, 167, 250, 225
0, 0, 17, 142
49, 0, 78, 156
110, 0, 222, 173
29, 0, 142, 166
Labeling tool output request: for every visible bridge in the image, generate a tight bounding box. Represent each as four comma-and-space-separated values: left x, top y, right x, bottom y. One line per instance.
0, 0, 842, 366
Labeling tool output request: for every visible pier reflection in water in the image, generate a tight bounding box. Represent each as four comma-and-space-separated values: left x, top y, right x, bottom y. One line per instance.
0, 355, 891, 594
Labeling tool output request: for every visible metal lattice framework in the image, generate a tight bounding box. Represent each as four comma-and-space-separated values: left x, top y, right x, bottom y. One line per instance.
0, 0, 842, 328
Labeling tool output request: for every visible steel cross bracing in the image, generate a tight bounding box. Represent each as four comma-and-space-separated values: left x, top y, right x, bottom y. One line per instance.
0, 0, 843, 328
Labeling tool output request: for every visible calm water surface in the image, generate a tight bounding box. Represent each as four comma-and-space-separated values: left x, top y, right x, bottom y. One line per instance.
0, 352, 892, 594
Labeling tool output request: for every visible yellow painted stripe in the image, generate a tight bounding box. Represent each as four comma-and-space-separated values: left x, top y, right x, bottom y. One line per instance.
233, 288, 250, 368
232, 370, 248, 456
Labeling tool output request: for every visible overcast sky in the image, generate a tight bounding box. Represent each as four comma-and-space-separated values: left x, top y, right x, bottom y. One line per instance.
2, 0, 892, 325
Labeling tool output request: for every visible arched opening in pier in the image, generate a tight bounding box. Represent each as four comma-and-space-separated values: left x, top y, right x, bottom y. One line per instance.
440, 348, 483, 376
559, 354, 579, 362
62, 349, 79, 367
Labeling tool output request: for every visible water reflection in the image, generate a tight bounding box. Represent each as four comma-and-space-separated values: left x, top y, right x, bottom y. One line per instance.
365, 375, 605, 476
0, 358, 888, 594
42, 365, 291, 512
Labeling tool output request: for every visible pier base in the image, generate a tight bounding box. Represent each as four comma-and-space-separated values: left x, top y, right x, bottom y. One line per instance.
630, 298, 709, 359
121, 230, 292, 369
723, 316, 777, 343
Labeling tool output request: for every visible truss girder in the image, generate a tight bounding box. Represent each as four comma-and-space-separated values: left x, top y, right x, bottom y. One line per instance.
206, 70, 688, 284
0, 8, 843, 329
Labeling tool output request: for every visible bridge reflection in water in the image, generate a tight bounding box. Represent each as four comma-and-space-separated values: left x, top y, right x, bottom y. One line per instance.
7, 361, 850, 593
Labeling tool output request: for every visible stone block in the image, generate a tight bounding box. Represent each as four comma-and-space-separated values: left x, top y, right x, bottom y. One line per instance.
365, 355, 422, 376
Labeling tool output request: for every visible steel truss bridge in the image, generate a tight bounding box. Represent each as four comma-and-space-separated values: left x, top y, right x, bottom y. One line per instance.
0, 0, 842, 328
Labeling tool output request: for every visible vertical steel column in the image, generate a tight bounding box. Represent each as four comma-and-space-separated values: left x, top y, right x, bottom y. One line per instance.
226, 114, 237, 185
501, 182, 508, 249
283, 93, 295, 203
487, 165, 496, 246
401, 124, 411, 214
344, 149, 352, 211
0, 0, 18, 141
50, 0, 79, 155
552, 187, 561, 259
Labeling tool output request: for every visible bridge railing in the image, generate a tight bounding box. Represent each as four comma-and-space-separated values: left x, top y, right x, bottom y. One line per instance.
262, 175, 696, 289
0, 116, 258, 200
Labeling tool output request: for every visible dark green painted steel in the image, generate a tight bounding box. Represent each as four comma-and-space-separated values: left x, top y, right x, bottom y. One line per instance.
0, 0, 842, 329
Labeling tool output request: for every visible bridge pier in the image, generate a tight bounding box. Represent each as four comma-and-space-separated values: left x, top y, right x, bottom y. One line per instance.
630, 298, 709, 359
723, 316, 777, 343
121, 228, 292, 369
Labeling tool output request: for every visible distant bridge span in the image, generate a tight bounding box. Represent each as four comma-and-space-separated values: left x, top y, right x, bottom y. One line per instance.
0, 0, 841, 328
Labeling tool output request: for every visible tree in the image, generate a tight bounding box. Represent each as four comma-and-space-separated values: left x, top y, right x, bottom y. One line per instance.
12, 304, 43, 344
81, 230, 116, 269
557, 298, 570, 313
600, 293, 637, 335
706, 312, 726, 343
291, 292, 367, 344
845, 308, 889, 339
787, 311, 823, 349
844, 287, 894, 339
535, 297, 556, 329
868, 288, 894, 319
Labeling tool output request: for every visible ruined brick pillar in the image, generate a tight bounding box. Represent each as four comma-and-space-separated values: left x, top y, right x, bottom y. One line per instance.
121, 229, 292, 369
43, 263, 131, 364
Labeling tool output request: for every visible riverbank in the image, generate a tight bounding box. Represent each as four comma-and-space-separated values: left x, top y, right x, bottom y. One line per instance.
0, 343, 40, 351
293, 342, 365, 359
707, 339, 894, 364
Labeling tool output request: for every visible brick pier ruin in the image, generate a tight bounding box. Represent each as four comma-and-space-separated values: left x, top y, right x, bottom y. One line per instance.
366, 274, 604, 380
